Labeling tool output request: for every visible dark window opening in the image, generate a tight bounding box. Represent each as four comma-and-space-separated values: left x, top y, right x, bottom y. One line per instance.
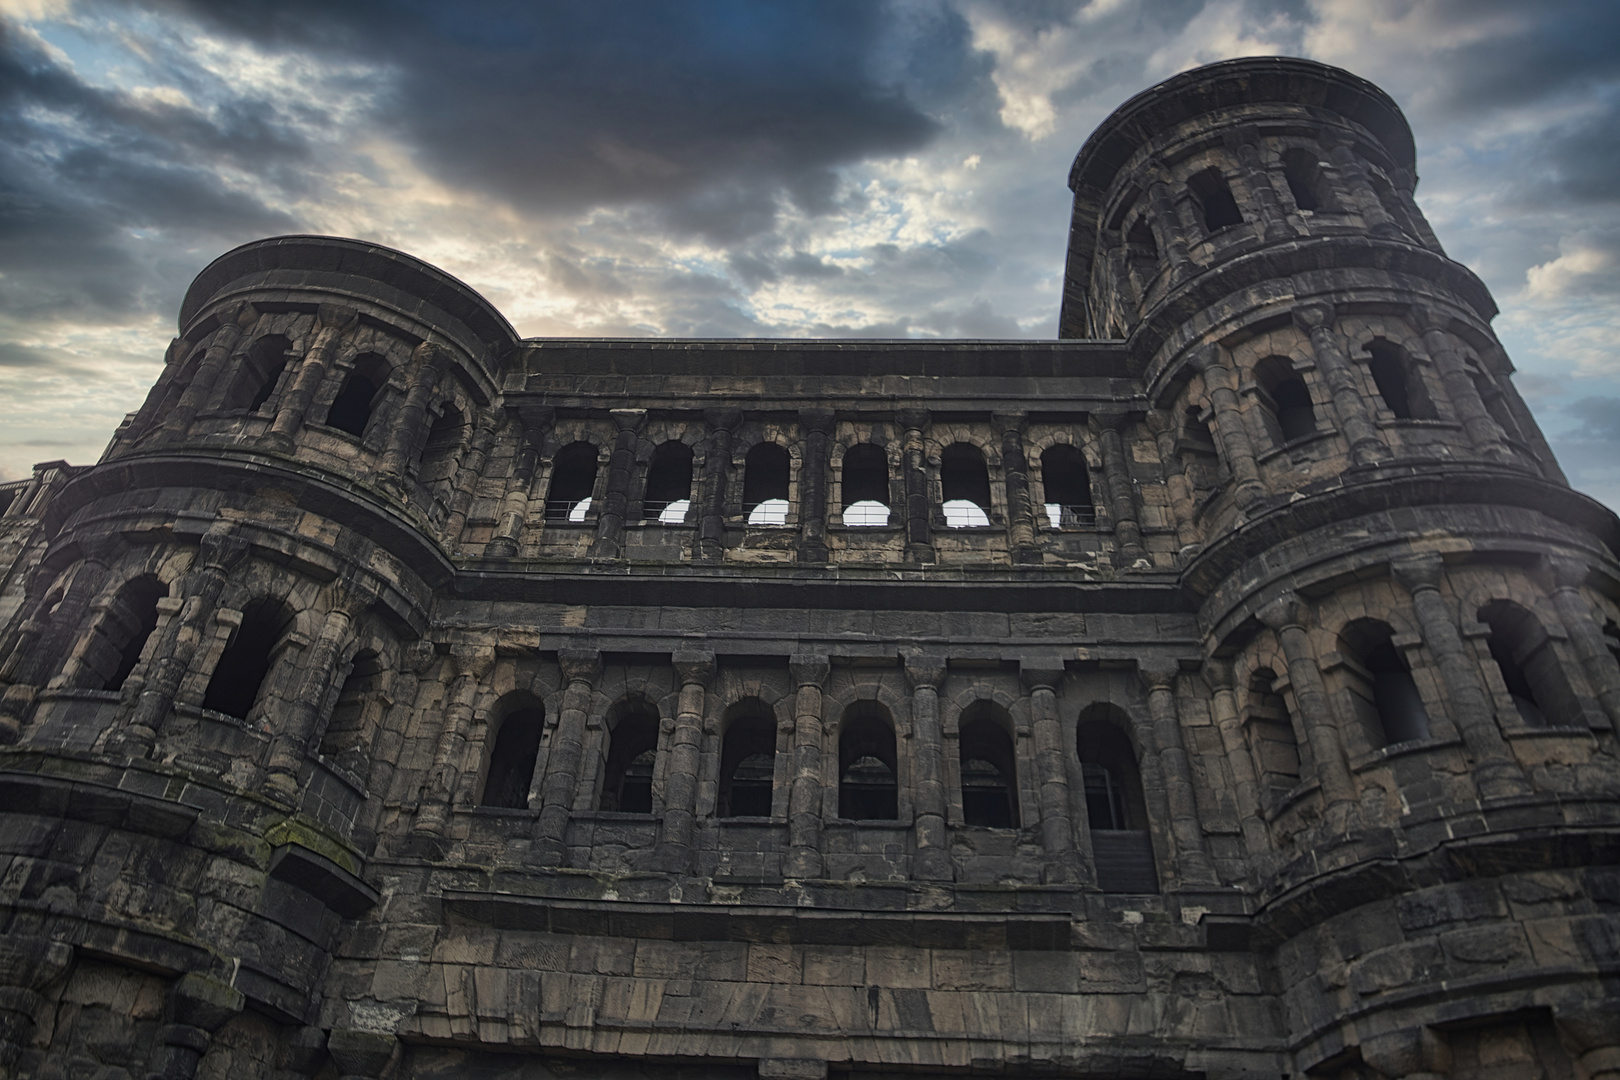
224, 334, 291, 414
743, 442, 791, 526
1604, 619, 1620, 667
319, 650, 385, 767
545, 441, 599, 522
1340, 620, 1430, 749
1255, 356, 1317, 444
1245, 667, 1300, 795
481, 705, 544, 809
1077, 709, 1158, 894
416, 403, 465, 484
601, 709, 659, 813
642, 441, 694, 523
941, 442, 992, 528
959, 715, 1018, 828
1282, 148, 1329, 213
1188, 168, 1243, 232
1040, 444, 1095, 528
97, 575, 165, 692
326, 353, 391, 438
202, 597, 292, 720
1480, 601, 1574, 728
1366, 340, 1436, 420
841, 443, 891, 526
1468, 363, 1524, 441
1125, 215, 1159, 295
839, 708, 898, 820
719, 715, 777, 817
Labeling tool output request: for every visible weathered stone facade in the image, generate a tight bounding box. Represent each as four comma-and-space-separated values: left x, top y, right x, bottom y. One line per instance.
1, 56, 1617, 1080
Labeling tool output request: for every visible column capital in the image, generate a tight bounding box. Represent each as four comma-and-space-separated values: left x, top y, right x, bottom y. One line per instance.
1137, 658, 1180, 692
902, 652, 947, 691
992, 411, 1025, 437
1391, 553, 1445, 595
558, 646, 602, 685
1409, 303, 1454, 335
609, 407, 647, 433
1202, 658, 1236, 691
673, 649, 716, 687
799, 407, 836, 435
224, 300, 260, 330
789, 654, 830, 688
315, 302, 360, 334
1088, 408, 1131, 434
1256, 594, 1311, 633
1186, 344, 1231, 381
1020, 666, 1066, 694
703, 408, 743, 433
516, 404, 556, 439
897, 408, 929, 433
1291, 302, 1336, 333
448, 644, 496, 680
1544, 554, 1592, 591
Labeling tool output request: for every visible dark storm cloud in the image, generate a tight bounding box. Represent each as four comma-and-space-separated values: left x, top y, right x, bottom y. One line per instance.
143, 0, 970, 241
0, 21, 302, 320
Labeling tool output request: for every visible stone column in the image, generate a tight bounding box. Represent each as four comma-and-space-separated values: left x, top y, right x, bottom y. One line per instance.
797, 409, 834, 563
1138, 660, 1218, 886
1327, 142, 1401, 239
412, 646, 494, 839
995, 413, 1041, 564
904, 653, 952, 881
1391, 555, 1532, 798
898, 409, 934, 564
143, 973, 245, 1080
1188, 347, 1265, 509
1389, 168, 1444, 251
1203, 660, 1269, 859
1360, 1026, 1453, 1080
1292, 303, 1390, 467
1021, 668, 1081, 884
1412, 306, 1514, 463
655, 650, 715, 871
266, 304, 359, 451
489, 443, 541, 558
1145, 409, 1200, 554
443, 409, 499, 544
161, 302, 258, 440
1547, 557, 1620, 741
536, 646, 602, 864
263, 603, 353, 802
1556, 1001, 1620, 1080
1090, 410, 1147, 566
1145, 178, 1196, 281
1257, 596, 1358, 818
0, 542, 118, 740
589, 410, 645, 560
786, 654, 830, 879
697, 411, 741, 563
0, 933, 72, 1072
326, 1030, 403, 1080
1227, 130, 1293, 243
378, 342, 452, 480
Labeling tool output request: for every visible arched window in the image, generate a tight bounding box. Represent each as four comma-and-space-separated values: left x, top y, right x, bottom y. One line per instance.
319, 650, 386, 768
958, 710, 1018, 828
1338, 620, 1430, 749
1188, 167, 1243, 232
325, 353, 391, 438
601, 707, 659, 813
481, 703, 544, 809
718, 712, 776, 817
202, 598, 293, 721
743, 443, 791, 526
1467, 361, 1525, 441
1282, 148, 1330, 213
1254, 356, 1317, 445
81, 575, 164, 692
840, 443, 890, 527
223, 334, 291, 414
941, 443, 992, 528
839, 705, 898, 820
642, 441, 693, 524
1124, 215, 1158, 297
1077, 706, 1158, 893
545, 441, 599, 522
1364, 340, 1435, 420
1040, 444, 1095, 528
1244, 667, 1301, 797
416, 403, 464, 484
1480, 601, 1577, 728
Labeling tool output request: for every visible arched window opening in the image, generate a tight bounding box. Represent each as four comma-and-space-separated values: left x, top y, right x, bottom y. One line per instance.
224, 335, 291, 414
743, 442, 791, 526
840, 443, 891, 527
202, 597, 293, 721
1188, 168, 1243, 232
319, 650, 385, 767
1604, 619, 1620, 667
1244, 667, 1301, 797
601, 708, 660, 813
545, 441, 599, 522
941, 443, 992, 528
1480, 601, 1576, 728
1124, 215, 1159, 295
325, 353, 391, 438
1467, 362, 1524, 441
839, 706, 898, 820
718, 714, 776, 817
642, 441, 694, 524
1255, 356, 1317, 444
1339, 620, 1430, 749
1077, 708, 1158, 893
481, 705, 544, 809
1365, 340, 1435, 420
92, 575, 165, 692
959, 714, 1018, 829
1282, 149, 1329, 213
416, 403, 465, 484
1040, 444, 1095, 528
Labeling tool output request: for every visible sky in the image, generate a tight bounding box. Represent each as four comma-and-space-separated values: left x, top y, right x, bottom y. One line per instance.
1, 0, 1618, 507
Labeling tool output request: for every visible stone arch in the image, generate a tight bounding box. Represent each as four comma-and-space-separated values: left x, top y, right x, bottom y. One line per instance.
1075, 702, 1159, 893
598, 696, 663, 814
717, 696, 778, 818
956, 699, 1019, 829
479, 691, 546, 809
837, 699, 899, 821
324, 351, 394, 438
202, 595, 297, 722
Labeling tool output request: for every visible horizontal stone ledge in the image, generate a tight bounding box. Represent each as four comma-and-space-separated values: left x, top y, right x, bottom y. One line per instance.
0, 770, 199, 839
441, 891, 1075, 951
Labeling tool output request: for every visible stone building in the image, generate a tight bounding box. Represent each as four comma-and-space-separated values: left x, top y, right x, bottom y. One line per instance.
1, 55, 1617, 1080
